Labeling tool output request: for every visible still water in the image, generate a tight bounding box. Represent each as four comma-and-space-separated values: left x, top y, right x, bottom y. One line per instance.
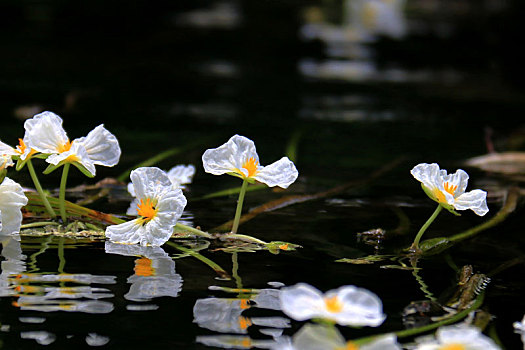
2, 1, 525, 349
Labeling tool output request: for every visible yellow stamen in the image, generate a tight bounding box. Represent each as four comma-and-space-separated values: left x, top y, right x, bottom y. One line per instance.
443, 182, 458, 195
279, 244, 289, 250
135, 257, 155, 277
241, 338, 252, 347
16, 138, 37, 157
57, 139, 72, 153
137, 198, 158, 222
440, 344, 466, 350
242, 157, 259, 178
324, 295, 343, 313
64, 154, 79, 163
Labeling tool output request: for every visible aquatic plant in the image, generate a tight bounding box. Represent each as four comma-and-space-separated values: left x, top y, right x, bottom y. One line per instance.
105, 167, 187, 246
127, 164, 195, 197
202, 134, 298, 234
279, 283, 385, 327
409, 163, 488, 252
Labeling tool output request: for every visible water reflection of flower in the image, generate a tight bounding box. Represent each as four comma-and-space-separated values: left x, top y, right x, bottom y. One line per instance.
105, 242, 183, 301
415, 324, 500, 350
288, 323, 401, 350
280, 283, 386, 327
0, 235, 26, 297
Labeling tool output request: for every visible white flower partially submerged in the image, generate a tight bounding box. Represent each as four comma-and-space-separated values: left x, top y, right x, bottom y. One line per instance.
415, 324, 501, 350
202, 135, 298, 188
0, 178, 29, 236
105, 167, 187, 246
127, 164, 195, 197
23, 111, 121, 177
291, 324, 401, 350
280, 283, 386, 327
411, 163, 489, 216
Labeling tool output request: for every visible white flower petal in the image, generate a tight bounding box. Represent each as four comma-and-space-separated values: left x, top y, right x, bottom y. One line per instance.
167, 164, 196, 188
254, 157, 298, 188
74, 124, 121, 167
105, 219, 144, 244
24, 111, 69, 154
127, 182, 136, 197
292, 324, 346, 350
443, 169, 469, 196
280, 283, 325, 321
130, 167, 173, 200
454, 190, 489, 216
332, 285, 386, 326
126, 198, 140, 216
1, 154, 14, 170
0, 141, 17, 156
436, 325, 500, 350
202, 135, 259, 175
0, 178, 29, 236
411, 163, 441, 190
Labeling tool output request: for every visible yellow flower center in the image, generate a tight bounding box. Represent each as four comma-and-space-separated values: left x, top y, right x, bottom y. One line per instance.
137, 198, 158, 223
239, 299, 251, 310
324, 295, 343, 313
134, 257, 155, 277
279, 244, 289, 250
238, 316, 252, 330
242, 157, 259, 177
440, 344, 466, 350
57, 139, 73, 153
336, 342, 359, 350
432, 182, 458, 204
16, 138, 37, 157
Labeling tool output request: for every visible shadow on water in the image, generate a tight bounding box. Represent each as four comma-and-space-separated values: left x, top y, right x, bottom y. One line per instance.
2, 0, 525, 348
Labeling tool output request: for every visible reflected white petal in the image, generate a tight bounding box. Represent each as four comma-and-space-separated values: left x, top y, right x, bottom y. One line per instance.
280, 283, 325, 321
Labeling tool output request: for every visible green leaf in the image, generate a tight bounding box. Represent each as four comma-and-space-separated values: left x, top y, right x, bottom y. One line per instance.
15, 157, 27, 171
72, 162, 95, 178
43, 163, 62, 174
419, 237, 454, 255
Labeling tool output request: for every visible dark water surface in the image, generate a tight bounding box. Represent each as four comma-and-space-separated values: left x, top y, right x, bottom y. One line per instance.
2, 1, 525, 349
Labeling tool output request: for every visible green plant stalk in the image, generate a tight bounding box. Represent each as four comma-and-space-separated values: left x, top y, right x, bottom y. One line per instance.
59, 163, 70, 222
220, 233, 268, 245
26, 159, 56, 218
410, 204, 443, 251
231, 178, 248, 234
174, 223, 212, 239
166, 241, 230, 279
232, 252, 243, 291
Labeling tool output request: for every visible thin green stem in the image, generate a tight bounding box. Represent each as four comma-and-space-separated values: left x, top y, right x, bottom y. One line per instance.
59, 163, 70, 222
174, 223, 212, 239
410, 205, 443, 252
231, 178, 248, 234
21, 221, 61, 229
232, 252, 243, 291
26, 159, 56, 218
220, 233, 268, 245
57, 237, 66, 274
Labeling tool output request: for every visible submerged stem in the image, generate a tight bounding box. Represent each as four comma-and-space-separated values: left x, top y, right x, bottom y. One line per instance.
231, 178, 248, 234
59, 163, 70, 222
27, 159, 56, 218
410, 205, 443, 252
174, 223, 213, 239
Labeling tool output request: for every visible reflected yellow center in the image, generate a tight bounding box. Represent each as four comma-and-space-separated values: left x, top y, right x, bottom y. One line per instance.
137, 198, 158, 222
440, 344, 466, 350
238, 316, 252, 330
239, 299, 251, 310
324, 295, 343, 313
362, 4, 378, 29
57, 139, 72, 153
336, 341, 359, 350
135, 258, 155, 277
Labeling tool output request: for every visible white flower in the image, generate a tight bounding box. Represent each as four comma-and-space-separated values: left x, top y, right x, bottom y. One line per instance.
290, 324, 401, 350
0, 178, 28, 236
0, 137, 35, 161
105, 167, 187, 246
202, 135, 298, 188
127, 164, 195, 197
280, 283, 385, 327
411, 163, 489, 216
415, 324, 501, 350
23, 111, 121, 176
0, 154, 14, 171
193, 297, 254, 334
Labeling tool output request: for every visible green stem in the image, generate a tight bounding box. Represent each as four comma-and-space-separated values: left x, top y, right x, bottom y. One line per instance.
59, 163, 70, 222
410, 205, 443, 252
231, 178, 248, 234
26, 159, 56, 218
220, 233, 268, 245
21, 221, 61, 229
174, 223, 212, 239
232, 252, 243, 291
